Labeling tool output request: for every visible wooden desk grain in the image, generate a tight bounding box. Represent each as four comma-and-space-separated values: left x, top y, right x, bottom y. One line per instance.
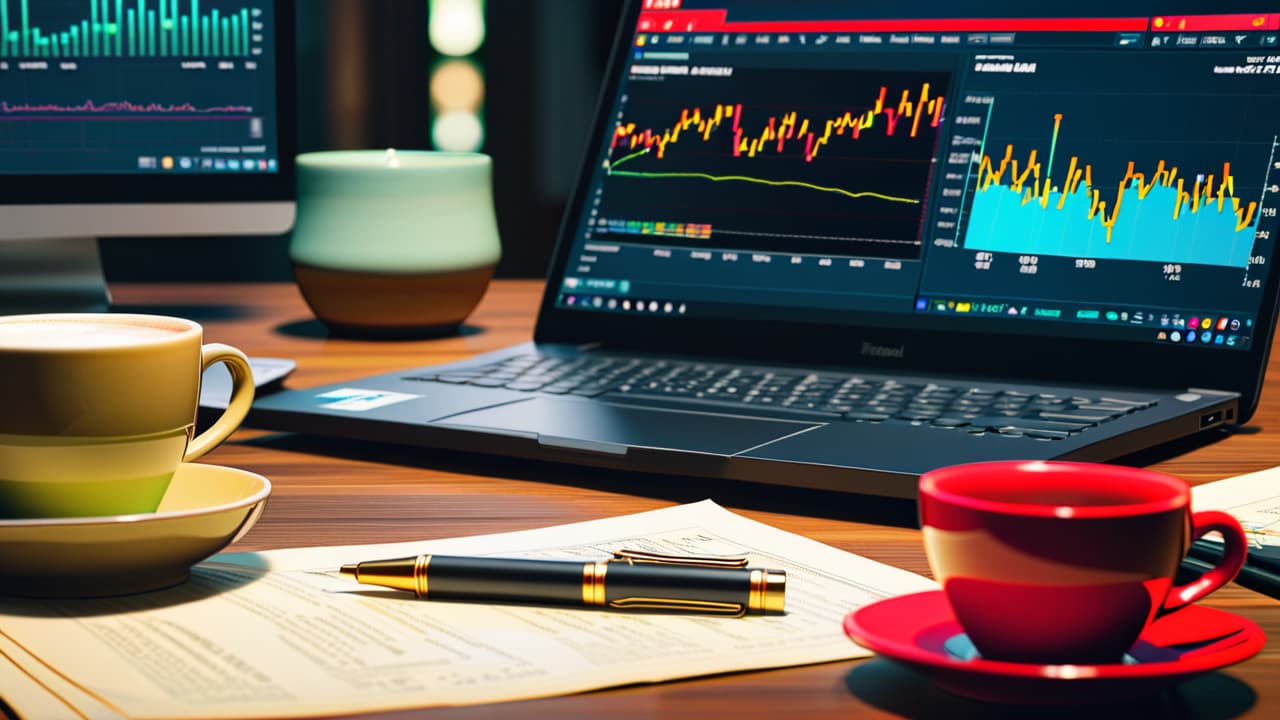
111, 281, 1280, 719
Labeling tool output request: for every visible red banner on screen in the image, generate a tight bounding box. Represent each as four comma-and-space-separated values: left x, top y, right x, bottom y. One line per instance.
1152, 14, 1280, 32
635, 11, 1150, 34
637, 10, 728, 33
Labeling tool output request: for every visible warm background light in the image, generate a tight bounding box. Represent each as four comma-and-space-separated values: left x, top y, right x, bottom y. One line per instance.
430, 58, 485, 113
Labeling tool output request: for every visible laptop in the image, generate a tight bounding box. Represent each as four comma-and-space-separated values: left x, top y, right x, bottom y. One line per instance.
254, 0, 1280, 498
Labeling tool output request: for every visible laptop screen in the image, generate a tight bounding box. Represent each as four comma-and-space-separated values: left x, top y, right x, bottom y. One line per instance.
553, 0, 1280, 354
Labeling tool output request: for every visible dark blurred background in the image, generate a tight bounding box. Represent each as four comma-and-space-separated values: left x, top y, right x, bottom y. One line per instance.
100, 0, 624, 282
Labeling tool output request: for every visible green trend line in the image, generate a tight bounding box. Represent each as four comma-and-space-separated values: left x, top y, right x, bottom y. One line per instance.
608, 169, 921, 204
609, 148, 651, 168
1047, 113, 1063, 182
606, 147, 919, 205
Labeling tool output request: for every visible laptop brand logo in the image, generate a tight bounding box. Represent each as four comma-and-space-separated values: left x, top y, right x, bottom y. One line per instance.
861, 342, 906, 359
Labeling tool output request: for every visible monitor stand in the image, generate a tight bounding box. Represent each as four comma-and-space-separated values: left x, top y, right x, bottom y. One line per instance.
0, 237, 111, 314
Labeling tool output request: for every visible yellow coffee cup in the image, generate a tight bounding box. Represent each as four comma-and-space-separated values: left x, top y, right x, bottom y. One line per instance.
0, 314, 254, 518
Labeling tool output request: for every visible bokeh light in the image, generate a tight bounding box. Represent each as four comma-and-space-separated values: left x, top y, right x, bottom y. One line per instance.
430, 58, 484, 113
429, 0, 485, 57
432, 110, 485, 152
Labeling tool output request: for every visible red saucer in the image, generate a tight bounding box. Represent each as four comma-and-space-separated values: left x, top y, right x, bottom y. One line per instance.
843, 590, 1264, 705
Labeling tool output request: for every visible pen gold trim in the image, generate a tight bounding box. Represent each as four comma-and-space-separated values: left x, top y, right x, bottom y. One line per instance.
611, 549, 750, 568
753, 569, 787, 613
583, 561, 609, 606
415, 554, 431, 598
609, 597, 747, 615
749, 569, 765, 613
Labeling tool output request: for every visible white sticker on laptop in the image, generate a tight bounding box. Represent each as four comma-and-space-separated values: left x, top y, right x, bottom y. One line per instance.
317, 388, 420, 411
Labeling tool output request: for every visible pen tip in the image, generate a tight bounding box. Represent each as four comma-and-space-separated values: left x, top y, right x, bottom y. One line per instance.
339, 564, 358, 578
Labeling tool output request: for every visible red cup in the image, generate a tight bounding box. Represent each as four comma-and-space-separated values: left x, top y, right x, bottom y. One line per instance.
919, 461, 1247, 665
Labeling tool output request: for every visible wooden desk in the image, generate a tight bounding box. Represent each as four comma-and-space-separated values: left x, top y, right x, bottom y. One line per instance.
112, 281, 1280, 719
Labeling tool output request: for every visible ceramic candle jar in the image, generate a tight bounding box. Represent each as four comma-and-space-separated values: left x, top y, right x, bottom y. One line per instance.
289, 149, 502, 336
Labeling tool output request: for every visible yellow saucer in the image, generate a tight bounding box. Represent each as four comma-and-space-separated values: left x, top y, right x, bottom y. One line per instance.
0, 463, 270, 597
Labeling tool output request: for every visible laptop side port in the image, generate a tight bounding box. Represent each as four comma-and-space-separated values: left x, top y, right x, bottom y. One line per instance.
1200, 410, 1225, 429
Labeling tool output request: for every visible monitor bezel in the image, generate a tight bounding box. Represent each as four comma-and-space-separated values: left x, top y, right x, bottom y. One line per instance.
534, 0, 1280, 423
0, 0, 296, 205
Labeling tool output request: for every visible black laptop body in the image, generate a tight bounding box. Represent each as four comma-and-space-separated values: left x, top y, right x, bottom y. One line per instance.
254, 0, 1280, 498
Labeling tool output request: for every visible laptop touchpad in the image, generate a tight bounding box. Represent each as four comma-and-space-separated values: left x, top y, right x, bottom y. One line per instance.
434, 397, 818, 456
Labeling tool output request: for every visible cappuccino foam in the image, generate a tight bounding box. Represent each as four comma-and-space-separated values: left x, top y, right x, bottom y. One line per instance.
0, 318, 187, 350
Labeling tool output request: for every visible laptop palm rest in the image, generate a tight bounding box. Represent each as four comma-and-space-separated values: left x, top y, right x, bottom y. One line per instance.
434, 397, 819, 456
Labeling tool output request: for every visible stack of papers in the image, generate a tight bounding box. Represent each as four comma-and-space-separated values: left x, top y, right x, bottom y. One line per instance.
0, 500, 935, 719
1190, 467, 1280, 597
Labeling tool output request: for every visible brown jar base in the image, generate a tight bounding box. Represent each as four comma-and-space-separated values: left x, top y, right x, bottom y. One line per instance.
293, 263, 495, 338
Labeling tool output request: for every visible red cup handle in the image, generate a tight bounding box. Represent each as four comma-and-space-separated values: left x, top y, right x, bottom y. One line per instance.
1162, 510, 1248, 613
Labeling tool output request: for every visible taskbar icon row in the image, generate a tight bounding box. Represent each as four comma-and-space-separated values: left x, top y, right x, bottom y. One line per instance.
560, 294, 688, 316
1155, 312, 1253, 348
137, 156, 278, 172
1157, 329, 1250, 347
919, 295, 1254, 349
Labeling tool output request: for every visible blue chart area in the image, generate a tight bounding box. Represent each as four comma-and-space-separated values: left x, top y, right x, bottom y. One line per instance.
967, 181, 1258, 267
963, 113, 1269, 269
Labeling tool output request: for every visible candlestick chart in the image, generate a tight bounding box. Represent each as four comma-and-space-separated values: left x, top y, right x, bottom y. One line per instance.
962, 106, 1271, 269
611, 84, 945, 163
595, 67, 950, 258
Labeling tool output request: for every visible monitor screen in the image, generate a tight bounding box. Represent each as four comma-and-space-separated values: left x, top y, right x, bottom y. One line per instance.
0, 0, 293, 213
0, 0, 294, 311
553, 0, 1280, 354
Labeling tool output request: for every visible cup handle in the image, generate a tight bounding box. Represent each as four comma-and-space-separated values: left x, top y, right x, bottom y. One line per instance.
185, 343, 255, 462
1161, 510, 1248, 613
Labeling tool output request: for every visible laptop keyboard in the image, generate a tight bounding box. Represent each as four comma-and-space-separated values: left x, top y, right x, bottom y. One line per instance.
405, 354, 1158, 440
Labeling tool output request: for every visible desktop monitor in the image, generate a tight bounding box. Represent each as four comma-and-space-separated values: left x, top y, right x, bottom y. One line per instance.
0, 0, 296, 312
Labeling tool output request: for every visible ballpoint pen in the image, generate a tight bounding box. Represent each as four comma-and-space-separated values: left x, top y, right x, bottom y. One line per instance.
338, 549, 786, 616
1186, 537, 1280, 599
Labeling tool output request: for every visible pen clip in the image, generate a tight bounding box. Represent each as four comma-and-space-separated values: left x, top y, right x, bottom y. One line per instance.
609, 596, 747, 617
611, 549, 749, 568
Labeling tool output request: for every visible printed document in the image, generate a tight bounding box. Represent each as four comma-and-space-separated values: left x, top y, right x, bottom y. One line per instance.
0, 500, 934, 719
1192, 465, 1280, 541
